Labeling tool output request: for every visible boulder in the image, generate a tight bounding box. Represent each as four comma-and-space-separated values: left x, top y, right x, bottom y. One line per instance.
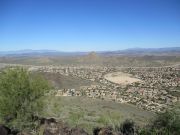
0, 124, 11, 135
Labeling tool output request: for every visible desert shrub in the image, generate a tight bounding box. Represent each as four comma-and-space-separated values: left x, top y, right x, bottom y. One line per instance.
139, 103, 180, 135
97, 115, 109, 125
0, 67, 51, 130
68, 111, 84, 125
118, 119, 136, 135
152, 104, 179, 135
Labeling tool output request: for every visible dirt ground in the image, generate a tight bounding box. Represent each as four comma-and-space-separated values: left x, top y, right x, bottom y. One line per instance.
104, 72, 142, 85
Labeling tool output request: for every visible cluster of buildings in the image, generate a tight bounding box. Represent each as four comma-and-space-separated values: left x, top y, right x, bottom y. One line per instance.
35, 65, 179, 112
1, 63, 179, 112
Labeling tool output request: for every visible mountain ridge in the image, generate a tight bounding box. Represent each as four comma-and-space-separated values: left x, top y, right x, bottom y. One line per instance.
0, 47, 180, 56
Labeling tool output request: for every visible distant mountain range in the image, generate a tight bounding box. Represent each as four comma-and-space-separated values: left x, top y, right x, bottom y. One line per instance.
0, 47, 180, 56
0, 49, 88, 56
101, 47, 180, 56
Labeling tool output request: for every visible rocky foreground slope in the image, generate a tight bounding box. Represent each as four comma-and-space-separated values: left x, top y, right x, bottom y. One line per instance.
0, 117, 137, 135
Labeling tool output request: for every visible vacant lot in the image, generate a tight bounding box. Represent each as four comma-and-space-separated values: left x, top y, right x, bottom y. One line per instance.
42, 96, 155, 134
104, 72, 142, 85
38, 72, 99, 90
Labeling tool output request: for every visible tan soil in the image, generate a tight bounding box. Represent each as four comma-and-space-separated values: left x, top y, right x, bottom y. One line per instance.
104, 72, 142, 85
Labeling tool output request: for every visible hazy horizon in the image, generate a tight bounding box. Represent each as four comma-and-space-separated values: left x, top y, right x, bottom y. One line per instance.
0, 46, 180, 53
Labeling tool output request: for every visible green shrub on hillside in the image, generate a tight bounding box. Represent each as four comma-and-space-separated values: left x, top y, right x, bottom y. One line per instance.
139, 103, 180, 135
0, 67, 51, 130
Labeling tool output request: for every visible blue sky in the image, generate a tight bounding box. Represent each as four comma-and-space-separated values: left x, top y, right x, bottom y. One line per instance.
0, 0, 180, 51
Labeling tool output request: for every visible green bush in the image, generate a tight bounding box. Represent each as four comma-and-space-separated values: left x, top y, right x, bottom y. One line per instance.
140, 103, 180, 135
151, 103, 180, 135
0, 67, 51, 130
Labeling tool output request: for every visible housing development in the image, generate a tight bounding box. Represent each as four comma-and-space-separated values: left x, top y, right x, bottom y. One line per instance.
2, 63, 179, 113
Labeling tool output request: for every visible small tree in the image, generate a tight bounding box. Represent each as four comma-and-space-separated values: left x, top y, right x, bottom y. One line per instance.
0, 67, 51, 130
